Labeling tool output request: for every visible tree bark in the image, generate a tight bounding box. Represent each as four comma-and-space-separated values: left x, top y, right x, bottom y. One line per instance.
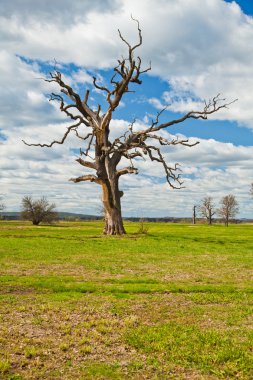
101, 181, 126, 235
94, 128, 126, 235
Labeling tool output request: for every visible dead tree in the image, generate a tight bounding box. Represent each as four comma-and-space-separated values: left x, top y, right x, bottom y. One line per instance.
217, 194, 239, 226
199, 196, 215, 225
23, 19, 236, 235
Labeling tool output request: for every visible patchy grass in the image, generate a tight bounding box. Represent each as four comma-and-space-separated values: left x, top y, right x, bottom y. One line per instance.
0, 220, 252, 379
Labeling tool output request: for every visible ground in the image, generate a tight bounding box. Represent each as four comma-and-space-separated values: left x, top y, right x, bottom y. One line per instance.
0, 221, 252, 379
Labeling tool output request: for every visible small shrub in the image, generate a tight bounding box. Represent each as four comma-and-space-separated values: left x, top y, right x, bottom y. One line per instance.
137, 218, 149, 234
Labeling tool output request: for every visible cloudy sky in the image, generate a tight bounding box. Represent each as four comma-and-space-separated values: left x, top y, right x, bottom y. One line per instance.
1, 0, 253, 218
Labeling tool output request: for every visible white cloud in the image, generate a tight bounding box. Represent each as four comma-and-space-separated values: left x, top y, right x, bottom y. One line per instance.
1, 117, 253, 217
2, 0, 253, 126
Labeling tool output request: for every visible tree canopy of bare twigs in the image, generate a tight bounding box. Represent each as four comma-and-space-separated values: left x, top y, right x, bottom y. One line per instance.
217, 194, 239, 226
199, 196, 216, 225
23, 18, 236, 235
21, 196, 58, 225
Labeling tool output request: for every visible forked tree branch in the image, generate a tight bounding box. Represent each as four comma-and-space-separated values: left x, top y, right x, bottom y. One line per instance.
144, 144, 183, 188
147, 95, 237, 133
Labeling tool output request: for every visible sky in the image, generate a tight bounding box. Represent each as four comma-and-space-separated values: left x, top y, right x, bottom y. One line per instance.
1, 0, 253, 218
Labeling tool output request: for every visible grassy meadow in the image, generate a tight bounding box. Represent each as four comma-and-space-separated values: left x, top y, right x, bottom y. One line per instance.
0, 220, 252, 379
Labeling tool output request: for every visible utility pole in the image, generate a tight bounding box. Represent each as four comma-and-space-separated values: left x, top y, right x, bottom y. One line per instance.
193, 205, 197, 224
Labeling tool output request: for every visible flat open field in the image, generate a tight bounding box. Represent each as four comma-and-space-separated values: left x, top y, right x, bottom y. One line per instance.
0, 221, 252, 379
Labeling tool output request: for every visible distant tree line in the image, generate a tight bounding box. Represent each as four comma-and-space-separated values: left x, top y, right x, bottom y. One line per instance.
0, 183, 253, 226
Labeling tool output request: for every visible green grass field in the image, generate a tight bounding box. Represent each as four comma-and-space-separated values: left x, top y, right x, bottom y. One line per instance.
0, 220, 252, 379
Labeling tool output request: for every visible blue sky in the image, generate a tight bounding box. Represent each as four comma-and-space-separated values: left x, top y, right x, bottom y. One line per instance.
1, 0, 253, 218
226, 0, 253, 15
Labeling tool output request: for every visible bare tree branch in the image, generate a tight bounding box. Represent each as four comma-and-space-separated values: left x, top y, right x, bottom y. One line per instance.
76, 158, 96, 170
93, 76, 110, 94
146, 133, 199, 147
148, 95, 238, 133
117, 166, 138, 177
23, 120, 83, 147
144, 144, 183, 188
69, 174, 102, 184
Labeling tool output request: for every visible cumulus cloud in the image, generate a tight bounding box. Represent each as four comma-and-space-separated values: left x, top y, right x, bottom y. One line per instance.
0, 0, 119, 26
1, 116, 252, 217
2, 0, 253, 126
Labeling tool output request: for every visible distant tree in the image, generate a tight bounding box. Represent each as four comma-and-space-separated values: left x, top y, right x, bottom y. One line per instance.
199, 196, 216, 225
218, 194, 239, 226
21, 196, 58, 225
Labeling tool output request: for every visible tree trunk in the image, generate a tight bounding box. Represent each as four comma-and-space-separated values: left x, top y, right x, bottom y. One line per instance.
95, 129, 126, 235
101, 180, 126, 235
104, 206, 126, 235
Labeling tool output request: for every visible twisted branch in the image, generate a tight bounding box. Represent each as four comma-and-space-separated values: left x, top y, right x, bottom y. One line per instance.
147, 95, 237, 133
22, 119, 83, 147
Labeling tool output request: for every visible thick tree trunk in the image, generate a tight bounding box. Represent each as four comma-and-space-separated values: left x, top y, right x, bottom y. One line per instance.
95, 129, 126, 235
104, 207, 126, 235
101, 180, 126, 235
